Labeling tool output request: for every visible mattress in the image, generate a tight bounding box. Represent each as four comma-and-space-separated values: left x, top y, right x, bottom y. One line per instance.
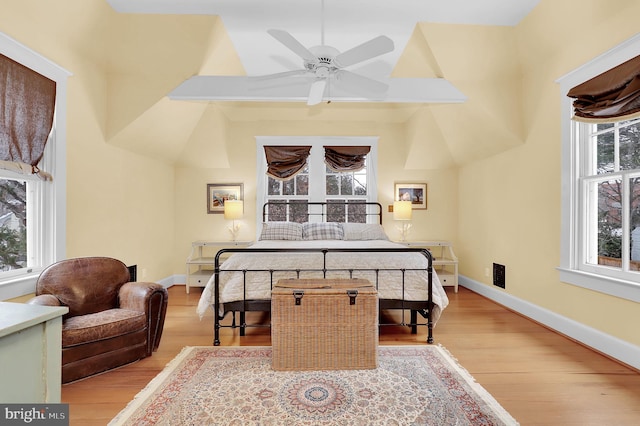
196, 239, 449, 324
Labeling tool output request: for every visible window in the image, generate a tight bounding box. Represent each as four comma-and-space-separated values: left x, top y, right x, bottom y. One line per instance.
558, 34, 640, 302
0, 178, 27, 272
577, 119, 640, 280
0, 32, 69, 297
256, 136, 378, 225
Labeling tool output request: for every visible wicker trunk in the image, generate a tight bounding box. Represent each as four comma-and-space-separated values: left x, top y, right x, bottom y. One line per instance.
271, 278, 378, 371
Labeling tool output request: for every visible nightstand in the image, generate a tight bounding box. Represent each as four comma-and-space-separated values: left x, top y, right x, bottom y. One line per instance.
395, 240, 459, 293
185, 240, 253, 293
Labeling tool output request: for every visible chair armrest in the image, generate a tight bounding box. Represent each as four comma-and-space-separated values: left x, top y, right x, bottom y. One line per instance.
27, 294, 62, 307
119, 282, 169, 354
119, 282, 163, 312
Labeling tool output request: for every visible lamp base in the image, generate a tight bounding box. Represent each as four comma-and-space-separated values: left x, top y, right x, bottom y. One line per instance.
395, 222, 412, 242
228, 221, 240, 241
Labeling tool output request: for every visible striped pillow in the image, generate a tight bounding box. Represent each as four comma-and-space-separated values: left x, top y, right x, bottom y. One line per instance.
302, 222, 344, 240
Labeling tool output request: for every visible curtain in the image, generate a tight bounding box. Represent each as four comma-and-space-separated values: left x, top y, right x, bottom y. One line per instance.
324, 146, 370, 172
567, 54, 640, 122
264, 145, 312, 180
0, 53, 56, 180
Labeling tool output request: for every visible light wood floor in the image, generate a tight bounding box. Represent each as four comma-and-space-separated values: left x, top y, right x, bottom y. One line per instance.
61, 285, 640, 425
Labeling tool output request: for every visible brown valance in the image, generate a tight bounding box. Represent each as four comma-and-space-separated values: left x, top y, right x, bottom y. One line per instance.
567, 55, 640, 123
324, 146, 370, 172
0, 53, 56, 180
264, 145, 311, 180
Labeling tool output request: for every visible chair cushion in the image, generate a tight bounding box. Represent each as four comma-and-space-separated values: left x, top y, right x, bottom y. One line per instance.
62, 308, 146, 348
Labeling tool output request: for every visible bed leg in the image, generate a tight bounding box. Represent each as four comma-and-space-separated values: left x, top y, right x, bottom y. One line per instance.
410, 310, 418, 334
239, 311, 246, 336
214, 317, 220, 346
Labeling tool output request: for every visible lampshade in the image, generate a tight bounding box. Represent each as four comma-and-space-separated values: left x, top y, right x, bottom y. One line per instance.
393, 201, 412, 221
224, 200, 244, 220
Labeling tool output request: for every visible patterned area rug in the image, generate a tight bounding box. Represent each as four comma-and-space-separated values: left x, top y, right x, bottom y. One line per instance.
109, 346, 518, 425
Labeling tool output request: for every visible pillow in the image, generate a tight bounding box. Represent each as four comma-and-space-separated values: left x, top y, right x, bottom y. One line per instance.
302, 222, 344, 240
342, 223, 389, 241
259, 222, 303, 240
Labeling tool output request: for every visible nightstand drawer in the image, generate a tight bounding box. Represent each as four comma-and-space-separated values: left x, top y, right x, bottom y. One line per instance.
187, 271, 213, 288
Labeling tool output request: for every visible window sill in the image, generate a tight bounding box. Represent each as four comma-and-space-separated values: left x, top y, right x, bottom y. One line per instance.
0, 270, 41, 301
557, 267, 640, 302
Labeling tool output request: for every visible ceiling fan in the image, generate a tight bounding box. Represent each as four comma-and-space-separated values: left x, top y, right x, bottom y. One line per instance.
250, 2, 394, 105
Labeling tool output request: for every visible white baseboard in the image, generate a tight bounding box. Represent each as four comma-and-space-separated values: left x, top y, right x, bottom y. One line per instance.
158, 274, 184, 288
459, 275, 640, 371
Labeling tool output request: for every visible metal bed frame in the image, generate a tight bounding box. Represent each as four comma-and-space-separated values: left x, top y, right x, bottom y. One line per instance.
210, 201, 436, 345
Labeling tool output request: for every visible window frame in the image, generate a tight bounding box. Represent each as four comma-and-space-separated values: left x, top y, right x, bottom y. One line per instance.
256, 136, 378, 229
0, 32, 69, 298
557, 33, 640, 302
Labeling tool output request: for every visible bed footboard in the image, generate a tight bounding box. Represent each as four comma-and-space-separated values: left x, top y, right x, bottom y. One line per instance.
211, 247, 435, 346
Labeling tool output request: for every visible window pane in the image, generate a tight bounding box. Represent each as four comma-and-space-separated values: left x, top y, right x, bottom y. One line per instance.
354, 174, 366, 195
597, 123, 614, 131
347, 201, 366, 223
283, 179, 295, 195
296, 174, 309, 196
619, 121, 640, 171
267, 199, 286, 221
289, 200, 309, 223
340, 174, 353, 195
267, 177, 281, 196
326, 175, 339, 195
327, 200, 345, 222
596, 131, 615, 174
0, 179, 27, 272
630, 177, 640, 272
595, 179, 622, 269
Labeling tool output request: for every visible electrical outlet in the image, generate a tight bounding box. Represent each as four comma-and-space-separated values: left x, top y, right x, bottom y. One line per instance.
493, 263, 506, 288
484, 267, 490, 277
388, 204, 394, 213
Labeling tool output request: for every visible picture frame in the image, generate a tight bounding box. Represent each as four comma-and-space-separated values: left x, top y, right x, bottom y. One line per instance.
207, 183, 243, 214
394, 183, 427, 209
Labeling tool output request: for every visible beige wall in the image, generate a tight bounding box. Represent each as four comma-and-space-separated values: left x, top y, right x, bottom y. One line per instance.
457, 0, 640, 346
1, 1, 177, 281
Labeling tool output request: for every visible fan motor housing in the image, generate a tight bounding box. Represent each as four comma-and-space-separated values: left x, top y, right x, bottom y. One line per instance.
306, 45, 340, 74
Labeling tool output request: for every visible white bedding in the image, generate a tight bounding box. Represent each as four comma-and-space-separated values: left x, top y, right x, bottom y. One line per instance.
196, 239, 449, 324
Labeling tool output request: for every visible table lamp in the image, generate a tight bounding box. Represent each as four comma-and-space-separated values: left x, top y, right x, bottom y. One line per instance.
393, 200, 412, 242
224, 200, 243, 241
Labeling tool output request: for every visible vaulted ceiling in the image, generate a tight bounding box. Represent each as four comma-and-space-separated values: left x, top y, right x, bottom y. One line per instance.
99, 0, 539, 168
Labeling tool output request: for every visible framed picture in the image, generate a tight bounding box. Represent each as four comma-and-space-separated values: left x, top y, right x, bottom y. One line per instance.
395, 183, 427, 209
207, 183, 243, 214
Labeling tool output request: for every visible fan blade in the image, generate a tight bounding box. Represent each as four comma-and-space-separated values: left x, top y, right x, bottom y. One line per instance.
267, 29, 317, 62
333, 35, 394, 68
251, 69, 308, 81
335, 70, 389, 97
307, 79, 327, 105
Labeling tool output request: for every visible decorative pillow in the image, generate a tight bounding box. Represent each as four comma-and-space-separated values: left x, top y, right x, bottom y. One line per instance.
259, 222, 303, 240
342, 223, 389, 241
302, 222, 345, 240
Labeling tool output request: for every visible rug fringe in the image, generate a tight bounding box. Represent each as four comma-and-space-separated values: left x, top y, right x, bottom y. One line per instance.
108, 346, 197, 426
433, 344, 520, 426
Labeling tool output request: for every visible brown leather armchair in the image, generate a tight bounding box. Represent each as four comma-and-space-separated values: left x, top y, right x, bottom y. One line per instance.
27, 257, 168, 383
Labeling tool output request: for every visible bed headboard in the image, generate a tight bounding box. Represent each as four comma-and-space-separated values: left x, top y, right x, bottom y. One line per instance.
262, 201, 383, 224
